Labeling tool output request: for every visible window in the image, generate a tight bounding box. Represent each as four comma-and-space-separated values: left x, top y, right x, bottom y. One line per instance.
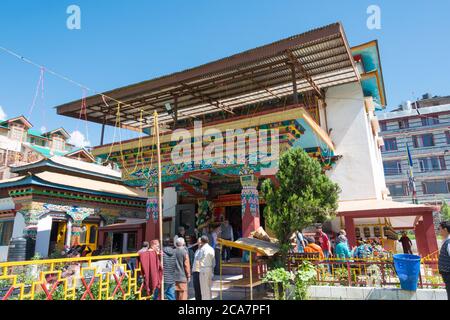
79, 225, 87, 244
418, 156, 446, 172
422, 180, 449, 194
413, 134, 434, 148
89, 226, 97, 244
0, 221, 13, 246
446, 131, 450, 145
421, 116, 439, 126
384, 160, 402, 176
9, 126, 24, 141
387, 183, 409, 196
0, 151, 5, 165
398, 119, 409, 129
127, 232, 137, 252
382, 138, 398, 151
52, 137, 65, 151
380, 121, 387, 131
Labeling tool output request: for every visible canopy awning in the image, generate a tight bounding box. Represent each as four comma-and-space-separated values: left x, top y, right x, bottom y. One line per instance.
337, 199, 436, 230
218, 237, 280, 256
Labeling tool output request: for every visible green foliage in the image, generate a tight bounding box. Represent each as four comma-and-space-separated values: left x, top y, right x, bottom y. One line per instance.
293, 261, 316, 300
262, 267, 293, 300
441, 201, 450, 221
261, 148, 340, 258
334, 267, 351, 286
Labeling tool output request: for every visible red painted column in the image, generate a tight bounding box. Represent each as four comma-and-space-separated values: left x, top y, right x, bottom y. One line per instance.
98, 231, 105, 248
137, 227, 143, 249
145, 196, 160, 242
344, 215, 356, 249
422, 212, 438, 256
414, 220, 426, 257
241, 184, 260, 237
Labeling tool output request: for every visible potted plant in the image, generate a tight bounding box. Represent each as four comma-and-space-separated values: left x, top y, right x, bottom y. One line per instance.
262, 267, 293, 300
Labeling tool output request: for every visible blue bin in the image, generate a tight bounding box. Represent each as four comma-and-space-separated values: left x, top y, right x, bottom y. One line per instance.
393, 254, 421, 291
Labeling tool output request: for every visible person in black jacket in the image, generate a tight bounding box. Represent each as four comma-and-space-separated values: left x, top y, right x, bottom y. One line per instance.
438, 221, 450, 300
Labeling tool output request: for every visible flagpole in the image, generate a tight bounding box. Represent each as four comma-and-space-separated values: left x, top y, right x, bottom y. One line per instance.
154, 111, 164, 300
406, 142, 418, 204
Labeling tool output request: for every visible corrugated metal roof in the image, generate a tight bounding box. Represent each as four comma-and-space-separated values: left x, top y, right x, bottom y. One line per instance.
56, 22, 359, 130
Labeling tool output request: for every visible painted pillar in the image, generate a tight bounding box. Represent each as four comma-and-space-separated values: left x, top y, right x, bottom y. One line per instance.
422, 212, 438, 256
19, 206, 44, 240
98, 231, 105, 249
415, 220, 426, 256
145, 194, 159, 242
137, 228, 143, 250
344, 215, 357, 248
122, 233, 128, 254
65, 220, 72, 248
240, 174, 260, 238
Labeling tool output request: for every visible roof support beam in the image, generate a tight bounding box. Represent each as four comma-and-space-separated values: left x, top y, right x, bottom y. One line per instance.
180, 83, 234, 115
285, 50, 324, 100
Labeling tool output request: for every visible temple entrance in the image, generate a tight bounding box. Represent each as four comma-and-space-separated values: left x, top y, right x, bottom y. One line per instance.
175, 204, 196, 238
49, 220, 67, 256
225, 206, 242, 258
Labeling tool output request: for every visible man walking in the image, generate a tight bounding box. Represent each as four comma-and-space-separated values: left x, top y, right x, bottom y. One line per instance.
221, 220, 234, 262
316, 225, 332, 258
197, 235, 215, 300
174, 237, 191, 300
399, 232, 413, 254
438, 221, 450, 300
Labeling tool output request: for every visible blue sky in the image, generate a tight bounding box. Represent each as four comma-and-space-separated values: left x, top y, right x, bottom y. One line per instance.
0, 0, 449, 146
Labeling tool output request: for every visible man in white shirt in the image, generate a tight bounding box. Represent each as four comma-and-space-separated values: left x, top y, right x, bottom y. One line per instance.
195, 235, 215, 300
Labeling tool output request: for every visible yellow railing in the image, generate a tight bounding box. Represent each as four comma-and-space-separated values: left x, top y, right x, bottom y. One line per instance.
288, 254, 444, 289
0, 253, 154, 300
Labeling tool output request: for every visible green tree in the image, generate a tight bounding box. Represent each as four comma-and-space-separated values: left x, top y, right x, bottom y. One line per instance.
261, 148, 340, 259
441, 201, 450, 221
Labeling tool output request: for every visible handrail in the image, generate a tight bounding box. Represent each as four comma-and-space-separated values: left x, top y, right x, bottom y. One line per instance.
0, 253, 139, 268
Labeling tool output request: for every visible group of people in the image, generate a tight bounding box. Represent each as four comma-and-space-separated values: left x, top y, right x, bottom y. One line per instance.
137, 219, 235, 300
138, 235, 216, 300
292, 222, 450, 300
295, 225, 388, 261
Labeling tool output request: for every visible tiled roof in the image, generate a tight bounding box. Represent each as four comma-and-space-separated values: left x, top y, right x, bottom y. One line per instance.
28, 144, 68, 158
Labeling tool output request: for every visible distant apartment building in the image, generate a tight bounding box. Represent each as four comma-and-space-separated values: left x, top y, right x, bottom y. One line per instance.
0, 115, 95, 180
379, 94, 450, 206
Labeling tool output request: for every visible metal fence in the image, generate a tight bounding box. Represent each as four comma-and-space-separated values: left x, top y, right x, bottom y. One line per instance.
287, 252, 444, 289
0, 253, 151, 300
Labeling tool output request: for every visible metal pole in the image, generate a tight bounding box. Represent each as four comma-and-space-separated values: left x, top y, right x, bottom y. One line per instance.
290, 64, 299, 105
100, 122, 106, 146
154, 111, 164, 300
220, 242, 223, 300
250, 251, 253, 300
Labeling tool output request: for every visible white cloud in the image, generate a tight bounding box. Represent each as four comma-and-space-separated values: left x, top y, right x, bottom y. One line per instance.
0, 106, 7, 121
40, 126, 46, 133
68, 130, 90, 148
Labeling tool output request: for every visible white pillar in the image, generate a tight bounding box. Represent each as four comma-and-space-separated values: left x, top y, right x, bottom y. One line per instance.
35, 215, 53, 258
65, 220, 72, 247
122, 233, 128, 254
